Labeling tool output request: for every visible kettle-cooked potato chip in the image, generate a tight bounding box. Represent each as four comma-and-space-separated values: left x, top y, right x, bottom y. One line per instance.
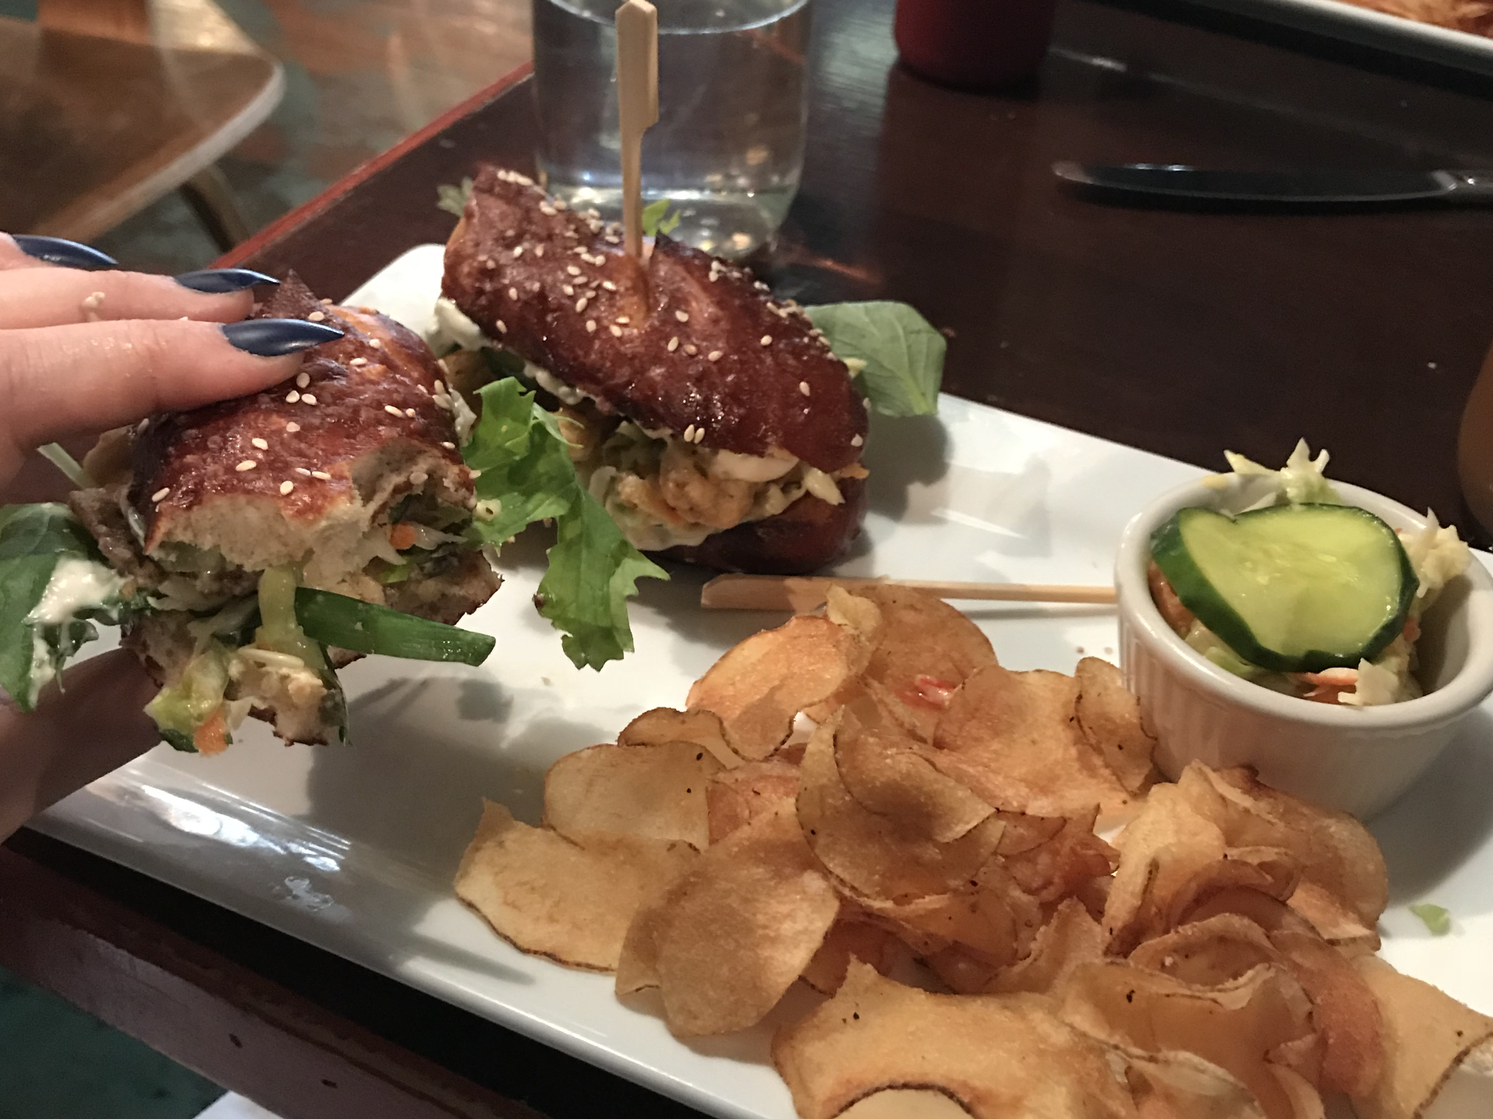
455, 801, 697, 971
1075, 656, 1160, 795
1060, 959, 1317, 1119
987, 897, 1105, 996
705, 757, 801, 844
1352, 957, 1493, 1119
1003, 808, 1118, 905
834, 1088, 975, 1119
798, 716, 1006, 901
619, 706, 740, 768
833, 699, 994, 843
1103, 783, 1227, 953
653, 805, 839, 1036
544, 741, 723, 847
772, 961, 1136, 1119
1177, 765, 1387, 945
800, 918, 910, 995
688, 615, 869, 759
931, 665, 1135, 820
840, 585, 996, 742
1124, 1050, 1269, 1119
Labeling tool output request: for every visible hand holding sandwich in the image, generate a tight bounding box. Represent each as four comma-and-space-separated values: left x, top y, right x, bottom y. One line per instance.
0, 234, 339, 840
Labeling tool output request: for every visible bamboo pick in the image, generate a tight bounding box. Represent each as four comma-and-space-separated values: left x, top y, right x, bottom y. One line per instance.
700, 574, 1118, 613
616, 0, 659, 260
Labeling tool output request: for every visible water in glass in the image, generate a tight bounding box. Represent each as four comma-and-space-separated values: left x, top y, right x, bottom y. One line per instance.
533, 0, 810, 258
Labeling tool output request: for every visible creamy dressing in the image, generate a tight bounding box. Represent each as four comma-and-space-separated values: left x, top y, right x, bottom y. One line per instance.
25, 557, 122, 626
27, 630, 59, 700
432, 297, 489, 352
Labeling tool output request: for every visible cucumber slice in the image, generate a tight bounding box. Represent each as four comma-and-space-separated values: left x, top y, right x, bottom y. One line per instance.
1150, 503, 1417, 674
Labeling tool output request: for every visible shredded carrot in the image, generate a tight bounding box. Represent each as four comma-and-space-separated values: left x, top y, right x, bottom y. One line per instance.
389, 522, 418, 551
194, 706, 230, 755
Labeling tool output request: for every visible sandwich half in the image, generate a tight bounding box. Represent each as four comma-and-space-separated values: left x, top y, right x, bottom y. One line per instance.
438, 165, 871, 574
4, 277, 503, 749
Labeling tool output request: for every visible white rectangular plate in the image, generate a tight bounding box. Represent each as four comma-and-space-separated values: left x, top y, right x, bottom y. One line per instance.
1180, 0, 1493, 77
34, 245, 1493, 1119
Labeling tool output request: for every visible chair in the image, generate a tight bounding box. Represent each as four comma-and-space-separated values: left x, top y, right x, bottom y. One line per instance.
0, 0, 284, 249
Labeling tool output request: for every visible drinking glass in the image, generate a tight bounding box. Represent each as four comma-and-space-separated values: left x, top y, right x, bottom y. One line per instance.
532, 0, 810, 259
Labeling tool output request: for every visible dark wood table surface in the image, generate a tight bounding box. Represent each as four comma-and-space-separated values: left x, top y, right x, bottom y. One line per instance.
8, 0, 1493, 1114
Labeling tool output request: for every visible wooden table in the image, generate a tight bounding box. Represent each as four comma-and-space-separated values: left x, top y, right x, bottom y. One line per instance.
8, 0, 1493, 1114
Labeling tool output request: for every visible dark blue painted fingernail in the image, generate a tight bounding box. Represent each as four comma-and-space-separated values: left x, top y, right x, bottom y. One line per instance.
12, 235, 117, 270
175, 268, 279, 293
222, 319, 343, 356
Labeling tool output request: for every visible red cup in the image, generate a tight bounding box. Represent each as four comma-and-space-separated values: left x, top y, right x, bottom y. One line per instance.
893, 0, 1059, 89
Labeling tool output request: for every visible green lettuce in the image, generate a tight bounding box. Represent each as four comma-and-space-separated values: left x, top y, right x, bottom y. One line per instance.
642, 198, 681, 237
804, 301, 945, 417
1409, 902, 1452, 936
463, 379, 667, 669
437, 177, 474, 218
0, 503, 140, 711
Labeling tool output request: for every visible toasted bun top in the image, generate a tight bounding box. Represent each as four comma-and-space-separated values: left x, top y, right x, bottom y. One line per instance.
442, 165, 867, 473
131, 276, 471, 558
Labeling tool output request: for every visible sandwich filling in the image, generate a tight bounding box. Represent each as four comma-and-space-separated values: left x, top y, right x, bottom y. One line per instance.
434, 301, 867, 552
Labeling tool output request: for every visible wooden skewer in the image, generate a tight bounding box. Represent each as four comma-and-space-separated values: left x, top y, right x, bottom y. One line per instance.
700, 574, 1118, 613
615, 0, 658, 260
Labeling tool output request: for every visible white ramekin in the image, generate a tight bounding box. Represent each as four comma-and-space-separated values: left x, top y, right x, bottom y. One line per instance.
1115, 478, 1493, 818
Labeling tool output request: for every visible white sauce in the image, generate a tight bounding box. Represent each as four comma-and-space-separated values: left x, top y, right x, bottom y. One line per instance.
710, 448, 798, 483
529, 363, 588, 408
27, 630, 58, 700
26, 558, 121, 626
431, 297, 489, 352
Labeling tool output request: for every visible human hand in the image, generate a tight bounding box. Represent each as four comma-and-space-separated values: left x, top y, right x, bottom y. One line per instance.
0, 235, 341, 837
0, 233, 338, 497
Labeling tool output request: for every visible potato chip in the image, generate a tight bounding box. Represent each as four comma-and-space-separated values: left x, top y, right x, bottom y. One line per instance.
1003, 808, 1119, 905
1102, 783, 1227, 953
824, 584, 884, 642
1167, 893, 1383, 1097
931, 665, 1134, 820
1352, 956, 1493, 1119
619, 706, 740, 768
1075, 657, 1160, 795
857, 866, 1039, 968
1176, 765, 1387, 943
705, 758, 801, 844
1270, 926, 1382, 1098
800, 918, 910, 995
833, 699, 994, 843
840, 585, 997, 743
772, 961, 1136, 1119
1162, 847, 1301, 932
653, 805, 839, 1035
1060, 959, 1317, 1119
544, 741, 723, 847
455, 801, 697, 971
1125, 1051, 1269, 1119
1129, 913, 1279, 989
615, 885, 673, 995
987, 898, 1105, 995
798, 716, 1007, 901
688, 615, 869, 759
835, 1088, 974, 1119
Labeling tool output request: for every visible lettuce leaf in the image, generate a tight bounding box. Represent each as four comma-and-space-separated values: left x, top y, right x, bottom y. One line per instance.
0, 503, 138, 711
642, 198, 681, 236
804, 301, 945, 417
463, 379, 666, 669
